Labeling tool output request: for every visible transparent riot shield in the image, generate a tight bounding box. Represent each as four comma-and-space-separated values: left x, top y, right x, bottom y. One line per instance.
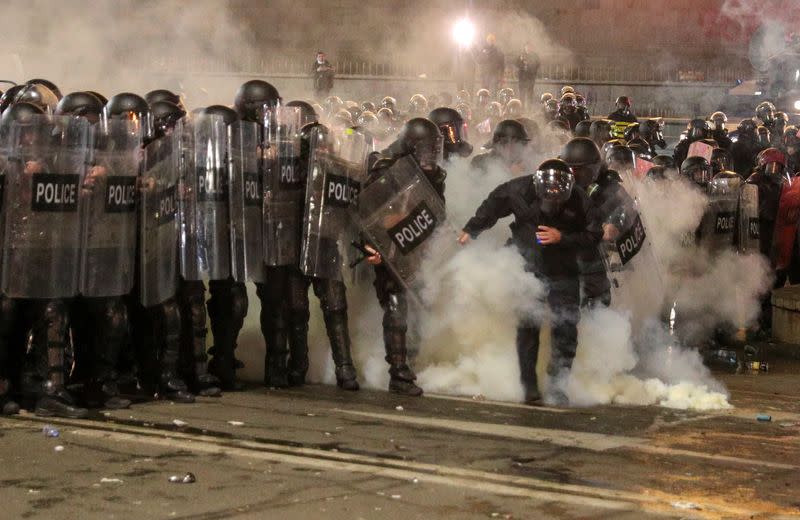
355, 155, 459, 301
229, 120, 265, 283
774, 177, 800, 270
139, 129, 180, 307
264, 106, 304, 267
738, 183, 760, 255
78, 120, 140, 297
698, 177, 739, 254
180, 114, 231, 281
300, 127, 368, 280
603, 171, 667, 323
0, 132, 10, 288
1, 115, 89, 299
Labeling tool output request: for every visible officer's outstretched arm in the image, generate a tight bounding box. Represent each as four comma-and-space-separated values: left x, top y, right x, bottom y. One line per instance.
461, 183, 514, 241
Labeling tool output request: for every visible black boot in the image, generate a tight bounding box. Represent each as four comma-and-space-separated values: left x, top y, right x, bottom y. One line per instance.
516, 327, 541, 405
325, 311, 359, 391
35, 342, 88, 419
264, 326, 289, 388
192, 333, 222, 397
0, 378, 19, 415
160, 334, 195, 404
384, 329, 422, 396
287, 311, 309, 387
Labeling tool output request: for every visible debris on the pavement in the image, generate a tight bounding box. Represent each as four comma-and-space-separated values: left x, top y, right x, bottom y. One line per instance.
306, 413, 316, 417
756, 414, 772, 422
168, 472, 196, 484
671, 501, 701, 510
324, 432, 332, 437
172, 419, 188, 427
412, 478, 419, 484
227, 421, 245, 426
42, 425, 60, 438
54, 445, 64, 452
779, 422, 799, 428
472, 394, 486, 401
391, 494, 401, 499
395, 405, 404, 411
100, 478, 123, 484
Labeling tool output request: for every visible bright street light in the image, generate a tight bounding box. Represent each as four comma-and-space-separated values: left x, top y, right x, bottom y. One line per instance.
452, 17, 476, 49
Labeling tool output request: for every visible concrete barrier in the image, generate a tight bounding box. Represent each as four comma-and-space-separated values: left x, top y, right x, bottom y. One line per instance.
771, 286, 800, 346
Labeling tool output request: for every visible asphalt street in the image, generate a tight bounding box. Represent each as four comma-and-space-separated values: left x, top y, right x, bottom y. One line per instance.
1, 371, 799, 519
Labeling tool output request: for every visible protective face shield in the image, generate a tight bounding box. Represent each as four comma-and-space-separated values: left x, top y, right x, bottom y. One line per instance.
545, 99, 558, 116
616, 101, 630, 115
709, 112, 727, 132
757, 126, 771, 147
756, 102, 775, 125
533, 164, 575, 215
708, 174, 741, 195
439, 120, 472, 157
559, 94, 577, 114
412, 133, 444, 172
710, 150, 733, 173
686, 163, 712, 186
764, 161, 786, 180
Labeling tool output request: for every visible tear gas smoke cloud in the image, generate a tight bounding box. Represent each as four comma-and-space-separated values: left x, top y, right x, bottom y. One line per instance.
341, 156, 769, 411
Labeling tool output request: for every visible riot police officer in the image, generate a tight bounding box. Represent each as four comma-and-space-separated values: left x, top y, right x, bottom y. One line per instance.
731, 119, 762, 177
607, 96, 637, 123
428, 107, 473, 161
673, 118, 710, 168
471, 119, 529, 176
286, 122, 360, 390
458, 159, 602, 405
362, 118, 448, 396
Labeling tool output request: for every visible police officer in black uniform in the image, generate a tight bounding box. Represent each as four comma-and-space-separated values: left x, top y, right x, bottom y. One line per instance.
428, 107, 473, 161
607, 96, 638, 123
285, 120, 360, 390
673, 118, 710, 168
470, 119, 529, 176
731, 119, 762, 177
459, 158, 602, 404
362, 118, 448, 396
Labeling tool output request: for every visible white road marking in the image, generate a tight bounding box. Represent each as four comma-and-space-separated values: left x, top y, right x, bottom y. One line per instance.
338, 410, 800, 470
0, 416, 765, 518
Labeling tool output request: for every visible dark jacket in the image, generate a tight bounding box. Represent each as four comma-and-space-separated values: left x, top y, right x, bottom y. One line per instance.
515, 52, 540, 82
607, 110, 638, 124
312, 60, 334, 91
463, 175, 602, 278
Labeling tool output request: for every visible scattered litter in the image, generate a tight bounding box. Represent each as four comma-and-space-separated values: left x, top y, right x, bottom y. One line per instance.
306, 413, 316, 417
589, 417, 597, 421
671, 501, 701, 510
779, 422, 799, 428
324, 432, 332, 437
168, 472, 196, 484
472, 394, 486, 401
756, 414, 772, 422
172, 419, 187, 427
412, 478, 419, 484
227, 421, 245, 426
28, 489, 40, 494
100, 478, 123, 484
42, 425, 59, 438
395, 405, 404, 411
54, 445, 64, 452
391, 494, 401, 500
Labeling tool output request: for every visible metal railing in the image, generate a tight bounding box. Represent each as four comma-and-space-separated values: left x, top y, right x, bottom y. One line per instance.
149, 52, 751, 86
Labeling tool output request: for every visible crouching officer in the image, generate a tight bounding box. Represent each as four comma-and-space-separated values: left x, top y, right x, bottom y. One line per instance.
458, 159, 602, 405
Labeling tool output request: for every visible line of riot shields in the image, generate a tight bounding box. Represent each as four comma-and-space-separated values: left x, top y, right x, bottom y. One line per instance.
0, 108, 452, 317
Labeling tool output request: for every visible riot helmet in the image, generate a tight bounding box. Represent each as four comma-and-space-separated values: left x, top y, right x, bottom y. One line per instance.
234, 80, 281, 123
533, 158, 574, 215
681, 156, 713, 186
755, 101, 776, 125
560, 137, 603, 188
428, 107, 472, 159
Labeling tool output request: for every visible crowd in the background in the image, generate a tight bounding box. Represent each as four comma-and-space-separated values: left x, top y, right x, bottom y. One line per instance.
0, 72, 796, 419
